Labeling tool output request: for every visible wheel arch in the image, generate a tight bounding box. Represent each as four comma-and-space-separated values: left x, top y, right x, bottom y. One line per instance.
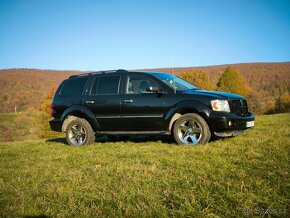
165, 101, 212, 132
61, 105, 100, 132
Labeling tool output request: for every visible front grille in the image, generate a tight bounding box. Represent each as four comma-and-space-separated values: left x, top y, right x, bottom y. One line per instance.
230, 100, 248, 115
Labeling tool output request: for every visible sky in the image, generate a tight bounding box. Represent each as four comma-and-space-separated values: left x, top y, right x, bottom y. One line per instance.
0, 0, 290, 71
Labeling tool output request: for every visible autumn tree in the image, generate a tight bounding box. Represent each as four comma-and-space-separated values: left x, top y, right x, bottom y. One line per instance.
246, 93, 262, 114
217, 67, 250, 96
179, 69, 214, 90
38, 87, 61, 138
39, 87, 55, 115
265, 94, 290, 114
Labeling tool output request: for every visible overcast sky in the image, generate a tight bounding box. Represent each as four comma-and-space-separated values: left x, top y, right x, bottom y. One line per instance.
0, 0, 289, 71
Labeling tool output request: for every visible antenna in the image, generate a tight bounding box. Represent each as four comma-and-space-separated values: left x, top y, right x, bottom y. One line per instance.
170, 54, 176, 94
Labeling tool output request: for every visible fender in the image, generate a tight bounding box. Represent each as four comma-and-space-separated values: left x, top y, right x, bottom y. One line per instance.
164, 100, 212, 131
61, 105, 100, 131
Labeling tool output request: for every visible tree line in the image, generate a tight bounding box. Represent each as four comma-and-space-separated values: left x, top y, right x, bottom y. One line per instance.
179, 67, 290, 114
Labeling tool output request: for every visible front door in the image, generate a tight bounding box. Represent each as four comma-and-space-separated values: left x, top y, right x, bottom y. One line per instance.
120, 74, 165, 131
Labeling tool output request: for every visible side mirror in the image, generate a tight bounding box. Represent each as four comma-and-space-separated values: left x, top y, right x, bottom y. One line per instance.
146, 86, 162, 93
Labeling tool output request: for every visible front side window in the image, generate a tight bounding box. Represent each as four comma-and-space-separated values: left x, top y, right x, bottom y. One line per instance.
91, 76, 120, 95
60, 78, 88, 97
126, 74, 160, 94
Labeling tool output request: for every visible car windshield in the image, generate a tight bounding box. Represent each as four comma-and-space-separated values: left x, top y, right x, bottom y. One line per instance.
151, 73, 198, 91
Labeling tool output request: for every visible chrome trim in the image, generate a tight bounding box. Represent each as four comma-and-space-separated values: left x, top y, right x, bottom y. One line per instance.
123, 99, 134, 103
85, 100, 95, 104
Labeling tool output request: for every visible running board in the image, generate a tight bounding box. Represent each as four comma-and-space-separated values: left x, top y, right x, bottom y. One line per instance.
97, 131, 171, 135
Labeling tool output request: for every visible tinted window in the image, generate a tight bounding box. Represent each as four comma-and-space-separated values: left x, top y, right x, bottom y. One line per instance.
60, 78, 87, 97
126, 74, 159, 94
91, 76, 120, 95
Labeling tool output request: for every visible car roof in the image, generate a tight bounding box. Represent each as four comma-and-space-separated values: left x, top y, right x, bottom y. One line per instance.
68, 70, 170, 79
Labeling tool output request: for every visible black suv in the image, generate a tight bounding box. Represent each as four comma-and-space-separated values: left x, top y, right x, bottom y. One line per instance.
50, 69, 255, 146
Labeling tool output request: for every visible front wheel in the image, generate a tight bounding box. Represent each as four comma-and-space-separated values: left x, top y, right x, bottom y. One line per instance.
173, 113, 211, 145
65, 117, 95, 146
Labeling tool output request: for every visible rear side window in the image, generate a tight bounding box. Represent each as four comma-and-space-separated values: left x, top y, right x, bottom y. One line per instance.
60, 78, 87, 97
91, 76, 120, 95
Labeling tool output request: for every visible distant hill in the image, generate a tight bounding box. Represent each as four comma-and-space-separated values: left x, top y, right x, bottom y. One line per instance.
0, 62, 289, 113
0, 69, 79, 113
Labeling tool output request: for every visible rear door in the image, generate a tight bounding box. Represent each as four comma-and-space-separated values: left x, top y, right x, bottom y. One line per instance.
83, 74, 122, 131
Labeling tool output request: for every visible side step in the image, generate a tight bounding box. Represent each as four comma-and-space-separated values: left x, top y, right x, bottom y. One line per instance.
97, 131, 171, 136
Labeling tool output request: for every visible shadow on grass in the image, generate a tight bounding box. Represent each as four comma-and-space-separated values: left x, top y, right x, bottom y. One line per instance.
46, 135, 176, 145
128, 135, 176, 144
45, 137, 67, 144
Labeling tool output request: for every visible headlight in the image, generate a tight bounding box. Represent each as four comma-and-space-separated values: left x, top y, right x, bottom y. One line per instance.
211, 100, 230, 112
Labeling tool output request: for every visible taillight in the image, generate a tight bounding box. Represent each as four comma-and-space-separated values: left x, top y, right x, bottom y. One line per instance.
50, 103, 54, 117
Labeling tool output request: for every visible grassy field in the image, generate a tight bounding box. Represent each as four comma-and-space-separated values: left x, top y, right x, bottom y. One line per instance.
0, 114, 289, 217
0, 113, 17, 142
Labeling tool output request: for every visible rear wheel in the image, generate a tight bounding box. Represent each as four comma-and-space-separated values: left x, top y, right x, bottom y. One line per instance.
65, 117, 95, 146
173, 113, 211, 145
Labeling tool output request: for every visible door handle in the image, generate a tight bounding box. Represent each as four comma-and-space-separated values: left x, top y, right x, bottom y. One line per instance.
123, 99, 133, 103
85, 100, 95, 104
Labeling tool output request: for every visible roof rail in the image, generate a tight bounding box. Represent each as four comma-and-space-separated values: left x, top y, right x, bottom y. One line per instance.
69, 69, 128, 79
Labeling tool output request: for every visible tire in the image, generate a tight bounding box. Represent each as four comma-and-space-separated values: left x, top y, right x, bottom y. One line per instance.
65, 117, 95, 146
173, 113, 211, 145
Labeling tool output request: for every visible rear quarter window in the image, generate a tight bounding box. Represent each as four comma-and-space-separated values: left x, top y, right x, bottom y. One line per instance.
60, 78, 88, 97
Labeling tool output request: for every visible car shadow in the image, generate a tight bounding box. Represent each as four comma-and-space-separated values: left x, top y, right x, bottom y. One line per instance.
23, 215, 50, 218
127, 135, 176, 144
46, 135, 176, 145
45, 137, 67, 144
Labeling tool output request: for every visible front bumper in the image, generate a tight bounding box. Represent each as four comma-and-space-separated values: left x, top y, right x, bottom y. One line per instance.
49, 119, 63, 132
208, 111, 255, 133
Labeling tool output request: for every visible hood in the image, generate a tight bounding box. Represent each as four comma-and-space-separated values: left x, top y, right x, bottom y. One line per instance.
181, 89, 244, 100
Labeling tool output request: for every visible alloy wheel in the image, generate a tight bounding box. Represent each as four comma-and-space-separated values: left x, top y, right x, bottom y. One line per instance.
177, 119, 203, 145
67, 124, 87, 146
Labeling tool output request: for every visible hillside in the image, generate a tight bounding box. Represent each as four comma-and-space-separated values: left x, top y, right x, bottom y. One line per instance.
0, 62, 289, 113
0, 69, 80, 113
0, 113, 289, 217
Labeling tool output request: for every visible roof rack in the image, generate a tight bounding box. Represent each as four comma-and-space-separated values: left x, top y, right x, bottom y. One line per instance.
69, 69, 128, 79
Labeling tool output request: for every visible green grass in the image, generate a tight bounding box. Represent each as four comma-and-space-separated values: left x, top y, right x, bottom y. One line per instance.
0, 113, 17, 142
0, 114, 289, 217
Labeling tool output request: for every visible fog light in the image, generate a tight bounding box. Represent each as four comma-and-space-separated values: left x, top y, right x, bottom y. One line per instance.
228, 121, 232, 127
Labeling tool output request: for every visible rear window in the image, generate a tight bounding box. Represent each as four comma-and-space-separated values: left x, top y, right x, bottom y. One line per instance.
60, 78, 88, 97
91, 76, 120, 95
